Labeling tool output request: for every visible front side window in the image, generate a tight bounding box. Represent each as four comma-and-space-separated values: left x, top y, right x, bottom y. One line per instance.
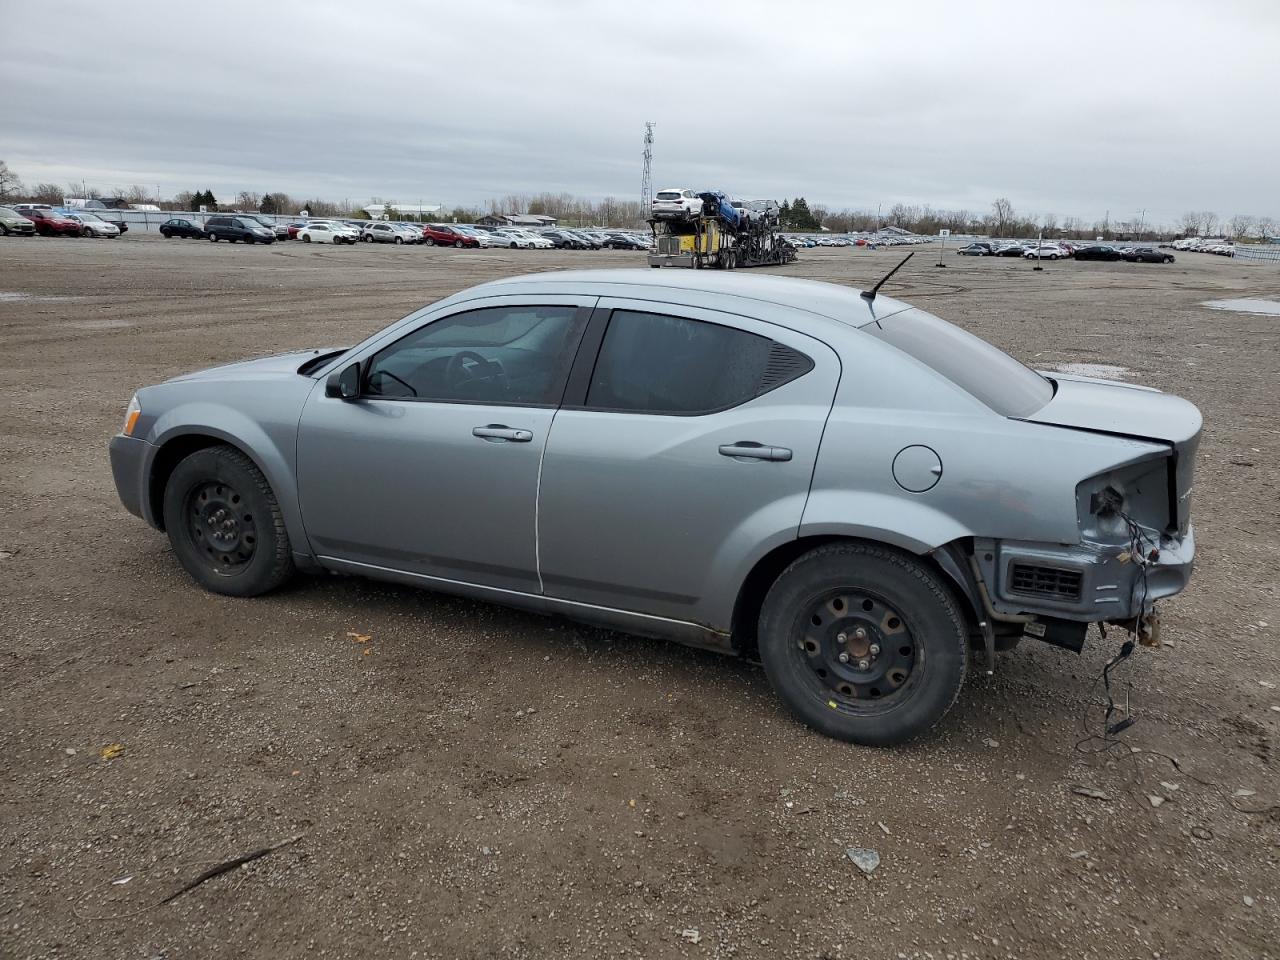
365, 305, 585, 406
586, 310, 810, 415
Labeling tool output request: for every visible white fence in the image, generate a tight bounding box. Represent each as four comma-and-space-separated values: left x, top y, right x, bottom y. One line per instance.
1234, 243, 1280, 264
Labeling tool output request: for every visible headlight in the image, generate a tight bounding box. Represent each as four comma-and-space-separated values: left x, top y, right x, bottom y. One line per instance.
122, 394, 141, 436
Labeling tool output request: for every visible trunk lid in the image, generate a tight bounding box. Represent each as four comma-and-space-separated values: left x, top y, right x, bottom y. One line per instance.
1025, 373, 1202, 533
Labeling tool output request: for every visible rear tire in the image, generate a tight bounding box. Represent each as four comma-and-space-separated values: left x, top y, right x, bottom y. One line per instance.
454, 240, 463, 248
209, 234, 218, 242
303, 235, 311, 243
161, 445, 294, 597
758, 543, 967, 746
395, 237, 403, 244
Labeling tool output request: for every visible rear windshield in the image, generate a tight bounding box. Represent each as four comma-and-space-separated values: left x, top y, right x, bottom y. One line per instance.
865, 307, 1053, 417
656, 191, 681, 200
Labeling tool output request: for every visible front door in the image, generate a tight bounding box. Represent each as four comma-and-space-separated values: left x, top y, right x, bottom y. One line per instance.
296, 298, 593, 594
537, 299, 840, 631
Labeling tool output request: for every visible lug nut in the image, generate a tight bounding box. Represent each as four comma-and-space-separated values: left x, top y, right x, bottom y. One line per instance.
836, 632, 847, 643
854, 627, 867, 640
869, 643, 881, 656
858, 659, 870, 670
838, 652, 849, 663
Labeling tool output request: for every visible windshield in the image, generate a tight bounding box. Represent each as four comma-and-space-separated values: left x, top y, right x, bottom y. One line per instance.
865, 307, 1054, 417
656, 191, 680, 200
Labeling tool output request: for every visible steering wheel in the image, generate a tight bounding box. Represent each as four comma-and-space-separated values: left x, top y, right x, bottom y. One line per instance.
445, 350, 493, 390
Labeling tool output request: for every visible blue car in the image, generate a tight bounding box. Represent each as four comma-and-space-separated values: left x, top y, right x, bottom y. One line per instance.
697, 191, 741, 228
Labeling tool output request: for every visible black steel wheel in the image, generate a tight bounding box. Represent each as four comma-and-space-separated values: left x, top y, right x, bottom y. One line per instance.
162, 445, 293, 597
759, 543, 967, 745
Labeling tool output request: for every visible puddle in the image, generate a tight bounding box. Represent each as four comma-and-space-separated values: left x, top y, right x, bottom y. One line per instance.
1202, 298, 1280, 316
0, 291, 81, 303
68, 319, 133, 330
1046, 362, 1131, 380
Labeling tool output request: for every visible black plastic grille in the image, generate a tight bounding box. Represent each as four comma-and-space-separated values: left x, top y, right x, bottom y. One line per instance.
1009, 563, 1083, 602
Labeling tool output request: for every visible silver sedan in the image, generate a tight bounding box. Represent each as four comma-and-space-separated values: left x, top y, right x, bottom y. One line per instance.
109, 270, 1200, 744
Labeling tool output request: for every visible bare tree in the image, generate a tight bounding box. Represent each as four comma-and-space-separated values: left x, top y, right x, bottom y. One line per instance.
0, 160, 21, 202
990, 197, 1015, 237
1256, 215, 1276, 239
1201, 211, 1219, 236
28, 182, 64, 204
1228, 214, 1255, 240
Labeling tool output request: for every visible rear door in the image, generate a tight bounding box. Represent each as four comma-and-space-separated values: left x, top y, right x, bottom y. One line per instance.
536, 299, 840, 630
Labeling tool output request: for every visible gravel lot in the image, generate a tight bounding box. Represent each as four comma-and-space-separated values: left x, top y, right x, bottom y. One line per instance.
1, 236, 1277, 960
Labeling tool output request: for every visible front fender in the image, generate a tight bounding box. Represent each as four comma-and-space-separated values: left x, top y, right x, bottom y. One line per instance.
145, 397, 310, 559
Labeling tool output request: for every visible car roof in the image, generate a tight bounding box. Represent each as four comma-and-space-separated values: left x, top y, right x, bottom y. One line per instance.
463, 269, 912, 330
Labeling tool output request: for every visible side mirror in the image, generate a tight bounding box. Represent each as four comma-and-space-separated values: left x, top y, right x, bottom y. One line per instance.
325, 361, 362, 400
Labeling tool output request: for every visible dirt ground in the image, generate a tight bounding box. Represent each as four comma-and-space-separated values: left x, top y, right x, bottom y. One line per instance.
1, 235, 1277, 960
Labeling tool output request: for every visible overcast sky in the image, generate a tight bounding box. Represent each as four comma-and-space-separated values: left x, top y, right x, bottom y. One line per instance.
3, 0, 1276, 225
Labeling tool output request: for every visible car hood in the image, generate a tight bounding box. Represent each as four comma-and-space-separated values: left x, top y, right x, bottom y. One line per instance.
168, 350, 330, 383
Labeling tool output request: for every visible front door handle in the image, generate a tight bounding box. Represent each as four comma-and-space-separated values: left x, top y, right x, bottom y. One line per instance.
719, 441, 792, 462
473, 425, 533, 443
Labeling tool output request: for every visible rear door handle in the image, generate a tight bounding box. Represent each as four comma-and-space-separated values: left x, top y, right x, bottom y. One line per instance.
472, 425, 533, 443
718, 441, 792, 462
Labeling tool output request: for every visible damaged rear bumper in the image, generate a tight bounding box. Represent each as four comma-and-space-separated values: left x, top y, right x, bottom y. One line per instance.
975, 528, 1195, 623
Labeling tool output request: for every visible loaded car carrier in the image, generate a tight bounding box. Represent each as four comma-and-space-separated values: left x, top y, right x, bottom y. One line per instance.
648, 191, 797, 270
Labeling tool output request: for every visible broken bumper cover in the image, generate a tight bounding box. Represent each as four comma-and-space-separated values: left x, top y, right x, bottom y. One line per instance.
978, 528, 1195, 622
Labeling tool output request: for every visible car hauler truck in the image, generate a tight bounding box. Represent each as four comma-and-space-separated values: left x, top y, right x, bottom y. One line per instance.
648, 192, 797, 269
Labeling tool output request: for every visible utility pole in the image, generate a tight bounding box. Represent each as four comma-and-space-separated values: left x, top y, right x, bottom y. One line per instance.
640, 122, 655, 215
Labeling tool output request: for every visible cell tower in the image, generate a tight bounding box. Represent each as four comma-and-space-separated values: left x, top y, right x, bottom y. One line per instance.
640, 122, 655, 211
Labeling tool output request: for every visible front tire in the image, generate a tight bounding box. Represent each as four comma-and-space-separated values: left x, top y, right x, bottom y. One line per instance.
758, 543, 967, 746
162, 445, 294, 597
209, 234, 218, 242
302, 235, 311, 243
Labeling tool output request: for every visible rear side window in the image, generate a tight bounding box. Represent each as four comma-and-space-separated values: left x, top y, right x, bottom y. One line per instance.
586, 310, 812, 415
865, 307, 1053, 417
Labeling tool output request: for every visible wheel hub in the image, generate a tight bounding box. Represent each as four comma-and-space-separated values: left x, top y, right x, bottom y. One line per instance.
188, 481, 256, 568
797, 591, 917, 703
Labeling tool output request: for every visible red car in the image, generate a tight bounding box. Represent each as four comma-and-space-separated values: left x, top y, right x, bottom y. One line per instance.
22, 207, 83, 237
421, 223, 478, 248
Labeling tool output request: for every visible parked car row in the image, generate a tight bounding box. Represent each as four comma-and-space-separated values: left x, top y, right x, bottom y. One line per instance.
153, 216, 655, 251
1172, 237, 1235, 256
0, 203, 130, 238
956, 240, 1176, 263
783, 234, 934, 248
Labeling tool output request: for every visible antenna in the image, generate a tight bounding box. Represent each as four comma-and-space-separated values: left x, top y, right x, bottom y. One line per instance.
861, 252, 914, 301
641, 122, 655, 214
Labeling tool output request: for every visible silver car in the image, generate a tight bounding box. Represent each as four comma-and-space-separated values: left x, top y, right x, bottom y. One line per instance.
108, 271, 1200, 744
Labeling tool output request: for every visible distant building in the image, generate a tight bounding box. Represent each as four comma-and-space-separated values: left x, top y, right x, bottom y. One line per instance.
364, 200, 443, 220
478, 213, 558, 228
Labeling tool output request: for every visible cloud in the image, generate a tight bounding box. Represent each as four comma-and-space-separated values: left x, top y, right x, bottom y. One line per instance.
2, 0, 1275, 223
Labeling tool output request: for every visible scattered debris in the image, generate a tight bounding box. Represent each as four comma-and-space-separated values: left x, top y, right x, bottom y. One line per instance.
0, 550, 16, 561
1244, 896, 1255, 908
1260, 680, 1276, 690
680, 928, 702, 944
845, 847, 880, 875
110, 875, 133, 885
982, 737, 999, 748
877, 821, 891, 836
1190, 827, 1213, 841
1233, 788, 1257, 798
1147, 795, 1166, 808
100, 744, 124, 761
64, 748, 76, 756
1071, 785, 1111, 801
1160, 781, 1180, 792
347, 632, 371, 643
1069, 850, 1089, 859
